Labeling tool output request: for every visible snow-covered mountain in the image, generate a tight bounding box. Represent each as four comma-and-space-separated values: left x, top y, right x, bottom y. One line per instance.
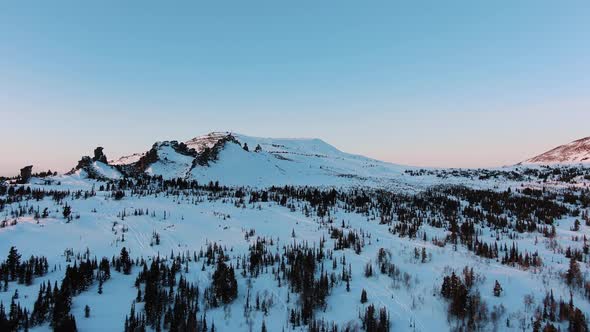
523, 136, 590, 165
102, 132, 407, 187
65, 132, 590, 190
2, 133, 590, 332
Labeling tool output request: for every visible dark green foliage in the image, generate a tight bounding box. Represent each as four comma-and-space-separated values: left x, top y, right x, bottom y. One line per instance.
362, 304, 389, 332
116, 247, 132, 275
283, 243, 331, 325
0, 247, 48, 287
211, 258, 237, 305
131, 254, 203, 331
113, 190, 125, 200
6, 247, 21, 281
51, 283, 73, 330
493, 280, 502, 297
360, 289, 368, 303
62, 204, 72, 219
565, 257, 582, 287
440, 270, 488, 329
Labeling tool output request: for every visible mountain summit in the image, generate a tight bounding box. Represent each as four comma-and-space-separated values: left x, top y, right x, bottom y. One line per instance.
523, 136, 590, 164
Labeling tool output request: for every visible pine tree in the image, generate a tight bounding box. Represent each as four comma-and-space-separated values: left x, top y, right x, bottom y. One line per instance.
565, 257, 582, 287
493, 280, 503, 297
0, 302, 8, 331
569, 308, 588, 332
120, 247, 132, 275
62, 204, 72, 219
84, 305, 90, 318
212, 259, 238, 305
360, 289, 368, 303
52, 284, 74, 330
7, 247, 21, 281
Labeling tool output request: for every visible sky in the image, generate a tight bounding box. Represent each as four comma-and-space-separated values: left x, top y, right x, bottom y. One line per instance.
1, 1, 589, 176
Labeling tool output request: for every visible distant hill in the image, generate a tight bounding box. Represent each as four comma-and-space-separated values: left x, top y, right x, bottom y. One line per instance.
523, 136, 590, 165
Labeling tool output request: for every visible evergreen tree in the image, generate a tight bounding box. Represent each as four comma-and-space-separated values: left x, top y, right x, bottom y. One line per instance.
565, 257, 582, 287
569, 308, 588, 332
52, 283, 74, 330
212, 259, 238, 305
360, 289, 368, 303
7, 247, 21, 281
120, 247, 132, 275
62, 204, 72, 219
493, 280, 503, 297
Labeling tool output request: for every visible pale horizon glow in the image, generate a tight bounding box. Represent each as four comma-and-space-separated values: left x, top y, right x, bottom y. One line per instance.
1, 1, 589, 176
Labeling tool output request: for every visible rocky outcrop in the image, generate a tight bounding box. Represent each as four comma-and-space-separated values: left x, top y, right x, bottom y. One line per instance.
77, 156, 93, 169
133, 146, 159, 174
194, 134, 239, 166
93, 147, 108, 163
19, 165, 33, 184
111, 133, 240, 177
169, 141, 197, 157
67, 156, 97, 178
118, 140, 197, 177
67, 147, 112, 179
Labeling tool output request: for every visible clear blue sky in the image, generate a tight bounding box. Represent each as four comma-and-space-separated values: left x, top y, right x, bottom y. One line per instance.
1, 1, 589, 175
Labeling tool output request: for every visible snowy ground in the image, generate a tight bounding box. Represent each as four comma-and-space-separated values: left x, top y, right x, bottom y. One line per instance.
1, 174, 589, 331
1, 134, 589, 331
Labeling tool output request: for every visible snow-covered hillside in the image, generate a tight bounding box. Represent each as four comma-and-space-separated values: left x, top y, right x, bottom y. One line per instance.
523, 136, 590, 165
105, 132, 409, 187
1, 133, 590, 332
68, 132, 590, 189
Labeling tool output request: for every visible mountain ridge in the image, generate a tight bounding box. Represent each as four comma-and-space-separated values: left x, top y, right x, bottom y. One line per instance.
71, 132, 408, 187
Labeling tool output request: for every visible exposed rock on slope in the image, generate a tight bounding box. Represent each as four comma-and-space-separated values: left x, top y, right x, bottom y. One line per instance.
68, 147, 122, 180
93, 147, 108, 164
19, 165, 33, 184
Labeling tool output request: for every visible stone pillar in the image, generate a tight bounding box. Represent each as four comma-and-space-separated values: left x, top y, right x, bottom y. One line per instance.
20, 165, 33, 183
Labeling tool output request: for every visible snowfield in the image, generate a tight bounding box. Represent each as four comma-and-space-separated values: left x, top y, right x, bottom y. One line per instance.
1, 133, 589, 332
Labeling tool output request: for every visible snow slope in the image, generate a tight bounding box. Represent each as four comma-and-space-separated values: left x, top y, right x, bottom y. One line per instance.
1, 180, 588, 332
523, 136, 590, 165
143, 142, 195, 180
70, 132, 590, 190
108, 132, 410, 187
188, 133, 408, 187
2, 133, 590, 332
69, 161, 123, 180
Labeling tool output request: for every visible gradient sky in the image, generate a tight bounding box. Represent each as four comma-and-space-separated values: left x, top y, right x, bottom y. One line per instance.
1, 1, 589, 176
